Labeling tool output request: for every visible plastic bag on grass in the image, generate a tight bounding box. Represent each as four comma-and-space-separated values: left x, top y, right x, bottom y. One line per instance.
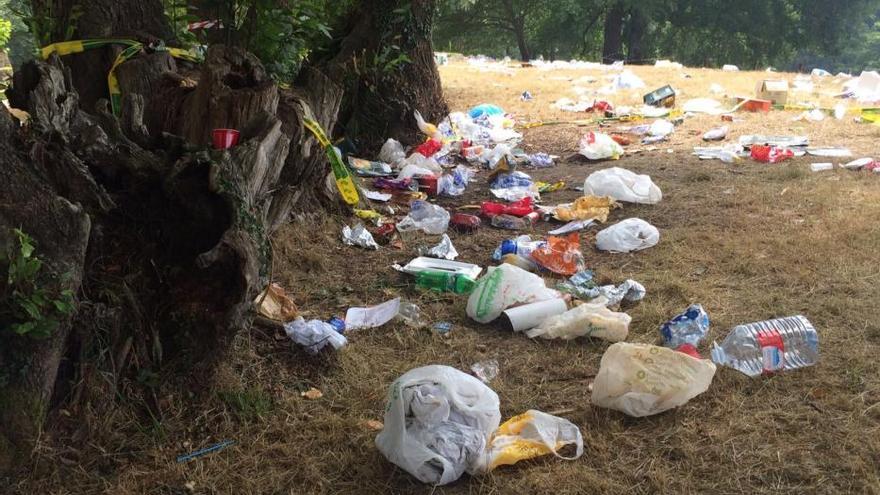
530, 233, 585, 276
379, 138, 406, 165
596, 218, 660, 253
526, 299, 631, 342
578, 132, 624, 160
397, 201, 450, 235
466, 264, 560, 323
591, 343, 716, 417
284, 318, 347, 354
376, 365, 583, 485
583, 167, 661, 204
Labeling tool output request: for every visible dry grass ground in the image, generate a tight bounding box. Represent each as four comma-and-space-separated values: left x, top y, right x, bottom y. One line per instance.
9, 62, 880, 494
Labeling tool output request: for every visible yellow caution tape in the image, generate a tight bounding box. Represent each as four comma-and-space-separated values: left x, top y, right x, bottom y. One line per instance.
303, 118, 360, 206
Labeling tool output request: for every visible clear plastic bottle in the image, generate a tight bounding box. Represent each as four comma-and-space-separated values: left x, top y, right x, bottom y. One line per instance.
711, 315, 818, 377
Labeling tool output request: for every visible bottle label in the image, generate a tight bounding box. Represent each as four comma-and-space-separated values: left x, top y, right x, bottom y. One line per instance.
757, 328, 785, 373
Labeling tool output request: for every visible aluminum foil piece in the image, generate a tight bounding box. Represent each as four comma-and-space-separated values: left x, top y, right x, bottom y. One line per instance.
342, 223, 379, 250
557, 271, 645, 306
418, 233, 459, 260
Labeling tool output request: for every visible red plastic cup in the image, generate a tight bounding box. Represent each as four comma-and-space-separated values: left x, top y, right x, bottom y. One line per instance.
212, 129, 240, 150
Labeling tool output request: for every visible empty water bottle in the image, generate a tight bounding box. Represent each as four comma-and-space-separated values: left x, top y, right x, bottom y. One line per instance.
711, 315, 818, 377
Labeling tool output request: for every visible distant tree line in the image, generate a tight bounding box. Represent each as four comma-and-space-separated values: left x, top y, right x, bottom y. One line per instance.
434, 0, 880, 72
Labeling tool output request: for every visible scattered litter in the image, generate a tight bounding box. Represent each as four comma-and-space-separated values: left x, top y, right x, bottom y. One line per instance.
578, 132, 624, 160
467, 264, 560, 323
750, 145, 794, 163
793, 109, 825, 122
806, 147, 852, 157
416, 270, 476, 294
348, 157, 394, 177
379, 138, 406, 165
548, 219, 596, 235
693, 144, 744, 163
610, 70, 645, 90
362, 420, 384, 431
520, 91, 532, 101
481, 197, 534, 217
591, 343, 716, 417
755, 79, 789, 105
557, 274, 646, 307
397, 257, 482, 280
811, 68, 831, 77
722, 64, 739, 71
527, 152, 555, 168
301, 388, 323, 400
490, 212, 540, 230
583, 167, 662, 204
450, 213, 482, 232
709, 83, 725, 94
490, 171, 539, 201
596, 218, 660, 253
176, 440, 235, 463
397, 201, 450, 234
468, 103, 504, 118
502, 299, 568, 332
810, 162, 834, 172
643, 85, 676, 107
739, 135, 809, 147
254, 283, 298, 321
471, 359, 500, 383
711, 315, 818, 377
660, 304, 710, 357
432, 321, 453, 335
344, 298, 401, 330
365, 190, 393, 202
553, 196, 614, 222
376, 365, 583, 485
530, 234, 585, 276
702, 126, 728, 141
342, 223, 379, 250
526, 299, 631, 342
418, 234, 459, 260
841, 157, 877, 170
284, 318, 347, 354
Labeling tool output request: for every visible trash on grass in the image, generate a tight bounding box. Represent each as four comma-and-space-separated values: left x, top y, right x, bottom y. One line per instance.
467, 264, 560, 323
579, 132, 625, 160
176, 440, 235, 463
530, 233, 585, 276
553, 196, 615, 222
450, 213, 482, 232
591, 343, 716, 417
660, 304, 710, 357
345, 298, 401, 331
556, 271, 645, 306
375, 365, 583, 485
284, 317, 347, 354
841, 157, 877, 170
595, 218, 660, 253
254, 283, 298, 321
755, 79, 789, 105
348, 157, 394, 177
342, 223, 379, 250
301, 387, 323, 400
583, 167, 662, 204
379, 138, 406, 165
526, 299, 631, 342
418, 234, 459, 260
491, 212, 540, 230
502, 299, 569, 332
702, 126, 729, 141
397, 201, 450, 235
548, 219, 596, 235
397, 257, 482, 280
711, 315, 818, 377
481, 197, 534, 217
416, 270, 476, 294
471, 359, 500, 383
810, 162, 834, 172
750, 145, 794, 163
643, 85, 676, 107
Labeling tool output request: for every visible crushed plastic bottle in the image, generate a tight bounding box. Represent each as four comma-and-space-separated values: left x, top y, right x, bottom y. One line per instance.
711, 315, 818, 377
490, 212, 539, 230
491, 235, 545, 261
397, 301, 424, 328
416, 270, 476, 295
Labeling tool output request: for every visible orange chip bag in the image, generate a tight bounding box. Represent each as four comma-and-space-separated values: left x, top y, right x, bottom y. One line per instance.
530, 233, 585, 276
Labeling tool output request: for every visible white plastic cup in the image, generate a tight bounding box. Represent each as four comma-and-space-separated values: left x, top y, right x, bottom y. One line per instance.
502, 299, 568, 332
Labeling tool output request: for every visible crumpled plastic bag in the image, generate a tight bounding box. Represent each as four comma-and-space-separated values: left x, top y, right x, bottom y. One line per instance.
342, 223, 379, 250
490, 171, 540, 201
375, 365, 583, 485
418, 234, 458, 260
595, 218, 660, 253
398, 201, 450, 235
591, 343, 716, 417
379, 138, 406, 165
583, 167, 662, 204
438, 165, 473, 197
526, 299, 631, 342
660, 304, 710, 353
553, 196, 615, 222
284, 317, 347, 354
529, 233, 585, 276
466, 264, 560, 323
556, 271, 645, 306
579, 132, 624, 160
376, 365, 500, 485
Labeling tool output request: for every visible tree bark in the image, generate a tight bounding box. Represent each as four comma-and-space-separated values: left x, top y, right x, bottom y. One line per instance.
325, 0, 448, 149
602, 1, 625, 64
512, 20, 532, 62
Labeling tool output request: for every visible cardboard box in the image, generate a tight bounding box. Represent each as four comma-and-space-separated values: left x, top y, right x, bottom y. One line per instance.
756, 80, 789, 105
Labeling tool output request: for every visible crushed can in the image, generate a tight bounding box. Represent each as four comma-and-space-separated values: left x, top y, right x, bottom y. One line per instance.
643, 85, 676, 108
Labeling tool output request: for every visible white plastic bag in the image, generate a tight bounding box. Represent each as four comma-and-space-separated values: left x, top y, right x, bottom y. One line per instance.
466, 264, 560, 323
379, 138, 406, 165
583, 167, 662, 204
611, 70, 645, 90
283, 318, 347, 354
578, 132, 624, 160
596, 218, 660, 253
376, 366, 584, 485
397, 201, 450, 235
375, 365, 501, 485
525, 299, 631, 342
591, 343, 716, 417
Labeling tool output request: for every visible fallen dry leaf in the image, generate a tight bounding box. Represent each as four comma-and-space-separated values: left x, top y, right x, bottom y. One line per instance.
301, 388, 323, 400
362, 420, 384, 431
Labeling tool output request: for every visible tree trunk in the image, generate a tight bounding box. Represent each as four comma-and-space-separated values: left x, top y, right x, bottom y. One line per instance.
625, 8, 648, 63
513, 21, 532, 62
325, 0, 448, 149
30, 0, 175, 111
602, 2, 625, 64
